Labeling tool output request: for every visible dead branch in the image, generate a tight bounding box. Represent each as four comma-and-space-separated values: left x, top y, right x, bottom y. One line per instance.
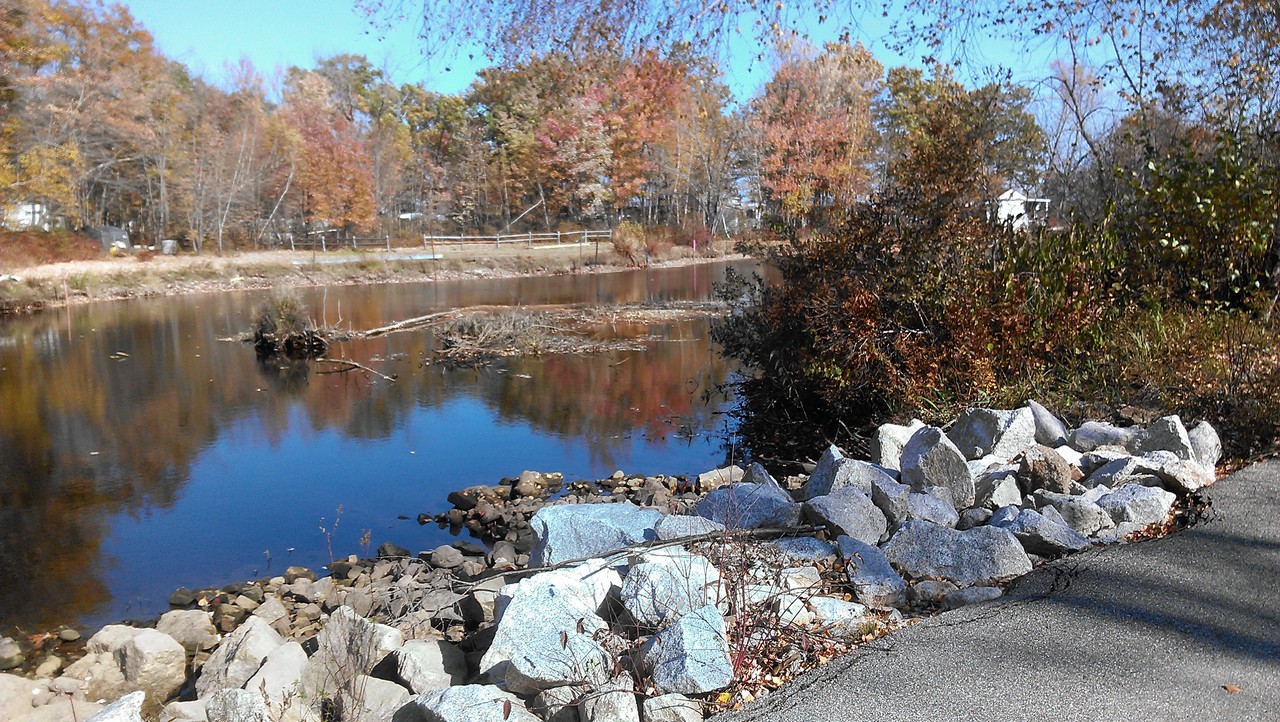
315, 357, 398, 382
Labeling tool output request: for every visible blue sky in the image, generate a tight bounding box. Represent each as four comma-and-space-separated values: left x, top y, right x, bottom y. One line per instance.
121, 1, 1043, 100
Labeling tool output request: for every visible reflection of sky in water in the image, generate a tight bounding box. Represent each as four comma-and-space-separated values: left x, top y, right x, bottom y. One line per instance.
5, 260, 751, 633
100, 378, 732, 627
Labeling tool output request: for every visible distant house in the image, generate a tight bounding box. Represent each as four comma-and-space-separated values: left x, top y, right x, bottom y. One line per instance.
993, 190, 1050, 231
2, 202, 52, 231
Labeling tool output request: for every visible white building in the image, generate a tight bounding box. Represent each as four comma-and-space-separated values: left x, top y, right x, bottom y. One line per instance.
993, 190, 1050, 230
2, 202, 51, 231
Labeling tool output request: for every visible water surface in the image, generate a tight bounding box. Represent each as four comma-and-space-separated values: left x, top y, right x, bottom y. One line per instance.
0, 261, 749, 633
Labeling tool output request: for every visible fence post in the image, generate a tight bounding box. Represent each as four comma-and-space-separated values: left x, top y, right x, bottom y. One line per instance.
385, 235, 391, 251
321, 235, 327, 252
527, 232, 532, 248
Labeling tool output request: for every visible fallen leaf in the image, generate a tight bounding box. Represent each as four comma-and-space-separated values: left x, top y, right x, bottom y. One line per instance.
1223, 684, 1242, 693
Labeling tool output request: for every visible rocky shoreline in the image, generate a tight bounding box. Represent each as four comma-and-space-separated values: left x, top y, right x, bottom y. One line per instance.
0, 402, 1219, 722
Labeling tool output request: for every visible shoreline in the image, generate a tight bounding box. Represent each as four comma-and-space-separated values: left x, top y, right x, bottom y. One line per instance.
0, 405, 1220, 720
0, 241, 749, 316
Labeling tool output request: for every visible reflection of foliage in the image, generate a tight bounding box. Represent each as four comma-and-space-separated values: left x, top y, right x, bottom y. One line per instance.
254, 353, 311, 395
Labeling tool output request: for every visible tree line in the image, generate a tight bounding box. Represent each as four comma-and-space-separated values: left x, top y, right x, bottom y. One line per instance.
0, 0, 1060, 253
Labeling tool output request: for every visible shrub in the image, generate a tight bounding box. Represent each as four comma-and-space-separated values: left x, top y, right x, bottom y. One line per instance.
611, 221, 646, 265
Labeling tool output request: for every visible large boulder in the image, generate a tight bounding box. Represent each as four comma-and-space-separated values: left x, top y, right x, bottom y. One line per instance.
119, 629, 186, 702
835, 536, 905, 609
86, 691, 145, 722
642, 605, 733, 695
397, 684, 539, 722
870, 477, 911, 526
900, 427, 976, 509
870, 419, 925, 471
300, 606, 403, 699
653, 514, 724, 541
337, 675, 410, 722
642, 694, 703, 722
156, 610, 219, 653
205, 689, 269, 722
1025, 400, 1069, 447
802, 448, 897, 500
1017, 445, 1074, 495
1127, 415, 1194, 460
882, 521, 1032, 587
391, 639, 467, 694
802, 487, 887, 544
1069, 421, 1138, 452
1187, 421, 1222, 475
621, 549, 722, 628
505, 629, 611, 696
244, 641, 308, 709
693, 481, 801, 530
478, 563, 614, 682
906, 492, 959, 528
947, 407, 1037, 461
197, 616, 285, 698
1033, 491, 1114, 537
1141, 451, 1216, 493
580, 672, 640, 722
975, 469, 1022, 510
992, 508, 1092, 556
529, 502, 661, 566
1096, 485, 1177, 526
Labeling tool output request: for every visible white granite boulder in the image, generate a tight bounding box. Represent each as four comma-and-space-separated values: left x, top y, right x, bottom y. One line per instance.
882, 521, 1032, 587
900, 427, 976, 509
642, 605, 733, 695
947, 407, 1037, 461
529, 502, 661, 566
835, 536, 905, 609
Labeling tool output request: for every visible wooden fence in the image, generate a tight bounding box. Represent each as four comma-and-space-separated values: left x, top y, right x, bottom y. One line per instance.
419, 229, 612, 248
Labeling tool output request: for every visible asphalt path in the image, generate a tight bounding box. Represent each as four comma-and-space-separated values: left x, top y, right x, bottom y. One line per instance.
713, 460, 1280, 722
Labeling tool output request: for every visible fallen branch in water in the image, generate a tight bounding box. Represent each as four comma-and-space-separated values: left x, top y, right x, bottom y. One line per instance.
315, 357, 398, 382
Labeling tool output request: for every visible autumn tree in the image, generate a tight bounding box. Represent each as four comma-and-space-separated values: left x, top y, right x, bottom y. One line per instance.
754, 42, 882, 225
279, 71, 377, 233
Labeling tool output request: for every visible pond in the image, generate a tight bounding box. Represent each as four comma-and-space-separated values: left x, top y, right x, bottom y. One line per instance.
0, 260, 753, 635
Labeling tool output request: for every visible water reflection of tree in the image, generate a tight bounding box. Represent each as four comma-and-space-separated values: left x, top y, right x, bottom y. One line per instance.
0, 267, 745, 633
476, 321, 732, 470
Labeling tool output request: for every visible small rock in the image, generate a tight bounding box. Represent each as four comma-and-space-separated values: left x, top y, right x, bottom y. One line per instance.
58, 629, 82, 643
378, 541, 411, 557
906, 492, 959, 528
0, 637, 22, 670
956, 507, 992, 530
157, 609, 219, 653
580, 672, 640, 722
168, 587, 196, 607
283, 566, 315, 584
908, 580, 959, 604
429, 545, 466, 569
697, 465, 745, 491
943, 586, 1003, 609
768, 536, 838, 563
